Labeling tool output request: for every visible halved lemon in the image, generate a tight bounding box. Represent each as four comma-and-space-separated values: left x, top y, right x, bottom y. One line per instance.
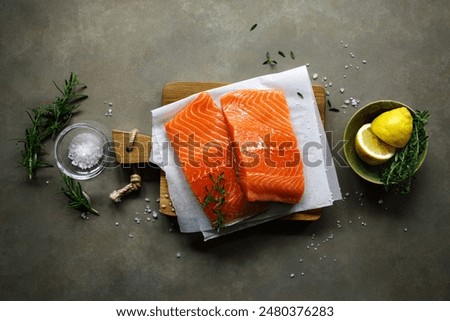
355, 123, 396, 165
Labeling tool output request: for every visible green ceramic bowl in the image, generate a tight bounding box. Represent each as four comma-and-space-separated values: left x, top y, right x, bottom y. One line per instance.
343, 100, 428, 184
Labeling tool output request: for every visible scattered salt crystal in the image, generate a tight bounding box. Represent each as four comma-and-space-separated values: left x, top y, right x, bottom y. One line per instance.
144, 197, 150, 202
344, 65, 348, 69
362, 60, 367, 64
129, 234, 134, 238
108, 102, 113, 106
404, 228, 408, 232
312, 73, 318, 80
115, 222, 119, 226
378, 199, 384, 204
339, 88, 345, 93
152, 211, 158, 219
290, 273, 295, 278
306, 63, 310, 67
344, 44, 348, 48
176, 252, 181, 258
323, 76, 327, 81
68, 133, 103, 170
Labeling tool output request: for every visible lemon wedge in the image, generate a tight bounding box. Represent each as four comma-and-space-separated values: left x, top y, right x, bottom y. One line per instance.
371, 107, 413, 148
355, 123, 396, 165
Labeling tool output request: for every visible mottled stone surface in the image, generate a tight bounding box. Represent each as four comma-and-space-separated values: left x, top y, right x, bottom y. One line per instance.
1, 0, 449, 300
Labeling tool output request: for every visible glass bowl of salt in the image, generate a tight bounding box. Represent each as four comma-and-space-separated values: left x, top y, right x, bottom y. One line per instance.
54, 123, 110, 180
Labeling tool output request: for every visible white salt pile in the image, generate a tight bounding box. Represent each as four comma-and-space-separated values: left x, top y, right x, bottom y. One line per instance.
68, 133, 103, 169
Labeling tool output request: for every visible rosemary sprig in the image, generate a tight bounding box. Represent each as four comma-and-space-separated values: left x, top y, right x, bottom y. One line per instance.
60, 173, 99, 215
381, 110, 430, 194
201, 172, 226, 230
18, 72, 87, 179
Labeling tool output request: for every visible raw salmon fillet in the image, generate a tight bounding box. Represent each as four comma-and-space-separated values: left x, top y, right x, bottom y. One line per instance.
164, 92, 264, 228
220, 89, 305, 204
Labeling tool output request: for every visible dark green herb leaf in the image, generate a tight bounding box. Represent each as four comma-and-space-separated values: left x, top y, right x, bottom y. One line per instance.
290, 50, 295, 60
278, 51, 286, 58
329, 108, 340, 112
297, 92, 304, 99
250, 23, 257, 31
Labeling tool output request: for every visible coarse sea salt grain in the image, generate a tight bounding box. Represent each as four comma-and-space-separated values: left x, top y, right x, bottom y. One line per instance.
68, 133, 103, 169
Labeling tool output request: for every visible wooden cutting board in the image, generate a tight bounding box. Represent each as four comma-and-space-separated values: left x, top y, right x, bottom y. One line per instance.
159, 82, 326, 221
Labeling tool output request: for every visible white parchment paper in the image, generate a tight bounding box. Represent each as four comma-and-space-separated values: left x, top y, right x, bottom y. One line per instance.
151, 66, 341, 240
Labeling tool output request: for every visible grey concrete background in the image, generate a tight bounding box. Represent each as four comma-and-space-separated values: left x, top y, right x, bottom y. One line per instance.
1, 0, 449, 300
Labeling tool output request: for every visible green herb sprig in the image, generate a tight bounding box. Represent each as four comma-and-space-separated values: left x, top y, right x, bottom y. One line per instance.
18, 72, 87, 179
263, 51, 277, 66
201, 172, 226, 230
381, 110, 430, 194
60, 173, 99, 215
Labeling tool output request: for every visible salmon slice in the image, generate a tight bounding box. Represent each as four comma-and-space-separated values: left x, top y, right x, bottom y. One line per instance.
164, 92, 264, 228
221, 89, 305, 204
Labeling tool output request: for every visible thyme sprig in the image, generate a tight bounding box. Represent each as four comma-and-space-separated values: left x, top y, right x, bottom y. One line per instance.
381, 110, 430, 194
18, 73, 88, 179
60, 173, 99, 215
201, 172, 226, 230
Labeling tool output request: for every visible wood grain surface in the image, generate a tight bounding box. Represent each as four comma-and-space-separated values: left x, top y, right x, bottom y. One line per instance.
159, 82, 326, 221
112, 129, 152, 164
